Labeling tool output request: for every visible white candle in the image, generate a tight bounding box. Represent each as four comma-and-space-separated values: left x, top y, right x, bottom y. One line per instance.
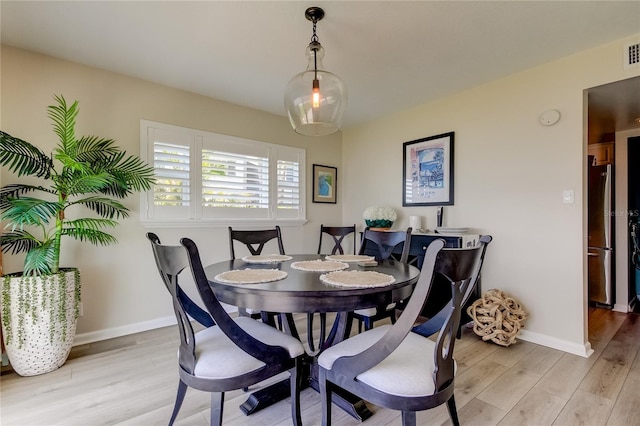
409, 215, 422, 231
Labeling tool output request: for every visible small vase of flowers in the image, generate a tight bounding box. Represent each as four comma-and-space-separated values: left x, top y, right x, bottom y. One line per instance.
363, 206, 397, 230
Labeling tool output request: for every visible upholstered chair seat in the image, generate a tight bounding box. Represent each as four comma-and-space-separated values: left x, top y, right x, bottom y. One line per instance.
194, 316, 304, 379
319, 324, 455, 397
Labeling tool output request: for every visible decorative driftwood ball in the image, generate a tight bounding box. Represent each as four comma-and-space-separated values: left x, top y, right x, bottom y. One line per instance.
466, 289, 528, 347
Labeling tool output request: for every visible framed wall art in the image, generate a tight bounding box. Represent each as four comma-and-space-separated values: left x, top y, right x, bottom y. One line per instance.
402, 132, 454, 206
312, 164, 337, 203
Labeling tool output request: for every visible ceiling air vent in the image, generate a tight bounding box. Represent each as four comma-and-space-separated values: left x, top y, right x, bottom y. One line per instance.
624, 42, 640, 69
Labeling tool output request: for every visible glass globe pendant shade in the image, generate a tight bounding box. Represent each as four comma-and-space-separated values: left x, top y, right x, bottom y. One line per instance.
285, 42, 347, 136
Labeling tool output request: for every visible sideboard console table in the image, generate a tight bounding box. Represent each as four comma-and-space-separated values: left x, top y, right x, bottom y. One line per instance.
360, 231, 482, 325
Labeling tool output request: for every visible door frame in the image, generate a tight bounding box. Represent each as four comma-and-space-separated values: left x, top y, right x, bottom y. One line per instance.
614, 129, 640, 312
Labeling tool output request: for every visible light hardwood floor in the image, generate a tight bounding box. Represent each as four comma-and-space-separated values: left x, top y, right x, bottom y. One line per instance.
1, 308, 639, 426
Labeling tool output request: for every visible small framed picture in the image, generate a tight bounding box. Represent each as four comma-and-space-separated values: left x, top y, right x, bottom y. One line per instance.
312, 164, 337, 204
403, 132, 454, 206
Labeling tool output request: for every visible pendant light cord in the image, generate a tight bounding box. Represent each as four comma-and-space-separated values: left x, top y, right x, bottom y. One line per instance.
311, 19, 318, 43
311, 19, 319, 80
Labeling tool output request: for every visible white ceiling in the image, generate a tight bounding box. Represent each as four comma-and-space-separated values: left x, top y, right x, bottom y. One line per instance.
2, 1, 640, 129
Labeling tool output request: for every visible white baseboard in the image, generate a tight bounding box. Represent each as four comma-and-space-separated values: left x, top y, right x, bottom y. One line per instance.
73, 316, 177, 346
613, 303, 629, 313
76, 313, 596, 359
73, 304, 239, 347
518, 329, 594, 358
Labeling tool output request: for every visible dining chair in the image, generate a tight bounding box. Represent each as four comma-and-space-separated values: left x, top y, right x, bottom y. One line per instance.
146, 233, 304, 426
352, 227, 413, 332
318, 237, 486, 426
310, 224, 357, 351
317, 224, 357, 255
228, 226, 285, 259
412, 235, 493, 339
228, 226, 285, 326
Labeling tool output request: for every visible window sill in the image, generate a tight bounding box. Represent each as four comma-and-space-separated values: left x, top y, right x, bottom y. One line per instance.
140, 218, 308, 228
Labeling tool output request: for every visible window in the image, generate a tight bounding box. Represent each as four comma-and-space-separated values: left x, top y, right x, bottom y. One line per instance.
140, 120, 305, 226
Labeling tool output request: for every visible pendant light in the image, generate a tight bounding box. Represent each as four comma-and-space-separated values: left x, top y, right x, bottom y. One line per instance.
284, 6, 347, 136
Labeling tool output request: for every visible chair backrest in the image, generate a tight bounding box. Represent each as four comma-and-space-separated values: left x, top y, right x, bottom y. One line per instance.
428, 237, 490, 391
334, 237, 487, 396
330, 239, 444, 377
146, 232, 213, 375
435, 235, 493, 307
358, 227, 412, 263
147, 233, 291, 369
228, 226, 285, 260
412, 235, 493, 338
180, 237, 291, 363
318, 224, 357, 255
147, 234, 215, 328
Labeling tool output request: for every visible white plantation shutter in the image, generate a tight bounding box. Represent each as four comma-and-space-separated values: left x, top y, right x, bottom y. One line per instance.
200, 149, 271, 219
154, 142, 190, 207
275, 148, 303, 218
275, 158, 302, 219
277, 160, 299, 209
144, 127, 193, 219
140, 120, 305, 224
201, 150, 269, 209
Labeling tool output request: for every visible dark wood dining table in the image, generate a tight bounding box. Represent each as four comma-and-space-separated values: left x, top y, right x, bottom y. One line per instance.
204, 254, 421, 420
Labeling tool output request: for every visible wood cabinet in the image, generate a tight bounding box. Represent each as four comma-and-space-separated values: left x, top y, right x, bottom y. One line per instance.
360, 232, 482, 325
588, 142, 614, 165
407, 234, 481, 324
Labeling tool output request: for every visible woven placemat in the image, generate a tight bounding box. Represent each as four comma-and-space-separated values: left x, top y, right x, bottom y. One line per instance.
214, 269, 288, 284
319, 270, 396, 288
242, 254, 293, 263
290, 260, 349, 272
325, 254, 375, 263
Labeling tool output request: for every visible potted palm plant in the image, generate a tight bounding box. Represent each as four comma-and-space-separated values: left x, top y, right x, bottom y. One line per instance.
0, 95, 154, 376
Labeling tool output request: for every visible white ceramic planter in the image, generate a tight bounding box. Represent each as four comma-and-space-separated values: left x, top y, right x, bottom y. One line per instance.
1, 269, 80, 376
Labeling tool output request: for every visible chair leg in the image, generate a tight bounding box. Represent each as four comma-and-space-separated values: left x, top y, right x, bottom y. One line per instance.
306, 313, 327, 352
401, 411, 416, 426
210, 392, 224, 426
260, 311, 276, 327
319, 313, 327, 342
319, 369, 332, 426
364, 317, 373, 331
289, 361, 303, 426
446, 395, 460, 426
389, 308, 397, 324
169, 379, 188, 426
281, 313, 300, 340
307, 313, 316, 352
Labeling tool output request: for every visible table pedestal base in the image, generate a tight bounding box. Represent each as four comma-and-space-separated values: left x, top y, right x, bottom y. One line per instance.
309, 378, 373, 421
239, 378, 292, 416
238, 377, 373, 421
239, 312, 372, 420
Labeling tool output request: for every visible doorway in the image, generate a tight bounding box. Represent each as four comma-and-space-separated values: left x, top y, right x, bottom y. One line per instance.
628, 137, 640, 308
586, 76, 640, 339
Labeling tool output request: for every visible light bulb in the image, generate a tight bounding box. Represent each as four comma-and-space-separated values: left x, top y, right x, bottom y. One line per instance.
312, 79, 320, 108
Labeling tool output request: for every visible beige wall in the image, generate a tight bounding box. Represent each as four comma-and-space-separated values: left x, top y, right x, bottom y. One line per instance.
3, 33, 640, 354
342, 34, 640, 355
1, 46, 342, 341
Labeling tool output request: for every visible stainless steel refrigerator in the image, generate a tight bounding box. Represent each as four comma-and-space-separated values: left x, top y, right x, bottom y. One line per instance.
588, 163, 614, 307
